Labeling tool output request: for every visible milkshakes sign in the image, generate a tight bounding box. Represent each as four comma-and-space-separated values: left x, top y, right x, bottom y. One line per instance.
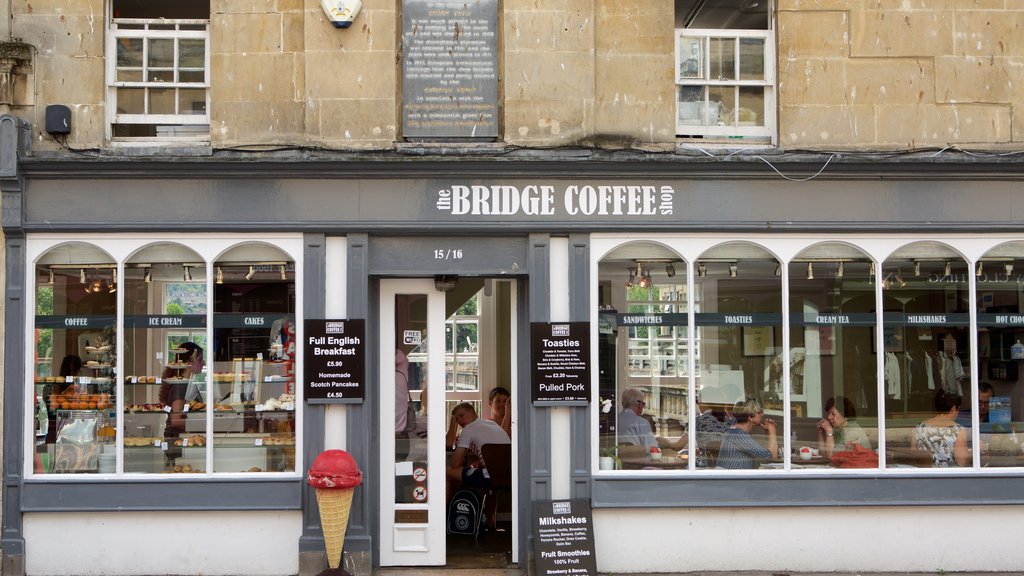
435, 184, 676, 217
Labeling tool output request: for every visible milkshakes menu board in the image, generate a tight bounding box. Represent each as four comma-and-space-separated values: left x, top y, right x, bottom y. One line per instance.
533, 499, 598, 576
531, 322, 591, 404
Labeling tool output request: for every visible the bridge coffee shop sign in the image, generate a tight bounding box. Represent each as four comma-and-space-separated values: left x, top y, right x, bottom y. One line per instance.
304, 319, 365, 403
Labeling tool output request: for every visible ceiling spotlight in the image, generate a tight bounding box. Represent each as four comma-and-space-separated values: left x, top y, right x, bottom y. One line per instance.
280, 265, 287, 280
47, 268, 54, 285
638, 269, 653, 289
729, 263, 737, 278
806, 262, 814, 280
837, 262, 844, 278
434, 274, 458, 292
666, 262, 676, 278
625, 267, 635, 288
977, 261, 984, 277
144, 267, 152, 283
245, 265, 256, 280
216, 267, 224, 284
944, 261, 951, 277
698, 263, 706, 278
1006, 262, 1014, 276
914, 261, 921, 277
183, 265, 192, 282
869, 262, 875, 284
80, 268, 86, 284
774, 263, 781, 276
897, 270, 907, 288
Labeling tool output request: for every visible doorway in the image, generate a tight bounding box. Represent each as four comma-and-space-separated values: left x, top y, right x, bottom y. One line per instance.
378, 278, 518, 568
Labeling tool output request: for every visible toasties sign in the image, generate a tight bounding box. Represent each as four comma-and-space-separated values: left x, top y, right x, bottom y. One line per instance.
435, 184, 676, 217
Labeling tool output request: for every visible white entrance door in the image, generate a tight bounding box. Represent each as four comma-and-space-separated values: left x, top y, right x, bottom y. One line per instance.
379, 279, 446, 566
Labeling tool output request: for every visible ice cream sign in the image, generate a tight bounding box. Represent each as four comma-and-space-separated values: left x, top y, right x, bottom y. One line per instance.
435, 184, 675, 217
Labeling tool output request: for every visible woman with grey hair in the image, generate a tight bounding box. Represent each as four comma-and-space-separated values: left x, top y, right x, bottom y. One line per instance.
717, 396, 778, 469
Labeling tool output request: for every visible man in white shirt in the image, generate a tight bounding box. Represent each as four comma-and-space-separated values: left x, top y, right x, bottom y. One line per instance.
446, 401, 510, 510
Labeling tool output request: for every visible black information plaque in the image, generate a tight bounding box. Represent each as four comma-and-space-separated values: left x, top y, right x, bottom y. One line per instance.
304, 319, 365, 404
532, 499, 599, 576
531, 322, 591, 404
401, 0, 499, 138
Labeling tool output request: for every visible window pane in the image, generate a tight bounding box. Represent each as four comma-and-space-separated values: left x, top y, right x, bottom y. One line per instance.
737, 86, 765, 126
739, 38, 765, 81
696, 246, 782, 470
149, 88, 175, 114
597, 243, 690, 471
976, 245, 1024, 467
116, 69, 143, 83
882, 247, 971, 468
34, 244, 117, 475
122, 244, 207, 474
678, 86, 714, 127
212, 249, 296, 473
709, 85, 736, 125
179, 39, 205, 68
148, 38, 175, 68
709, 37, 735, 81
148, 70, 174, 83
789, 248, 878, 469
179, 70, 205, 83
116, 87, 145, 114
678, 35, 704, 80
116, 38, 143, 68
178, 89, 206, 115
395, 294, 426, 502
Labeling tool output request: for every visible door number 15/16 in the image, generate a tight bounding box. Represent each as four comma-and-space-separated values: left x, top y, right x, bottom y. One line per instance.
433, 249, 464, 260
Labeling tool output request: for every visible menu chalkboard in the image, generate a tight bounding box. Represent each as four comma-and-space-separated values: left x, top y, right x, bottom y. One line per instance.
304, 319, 365, 403
531, 322, 591, 404
533, 499, 598, 576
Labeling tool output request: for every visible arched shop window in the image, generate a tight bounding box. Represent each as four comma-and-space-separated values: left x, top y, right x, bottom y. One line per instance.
596, 241, 689, 470
34, 242, 117, 475
881, 243, 971, 469
789, 244, 877, 468
976, 242, 1024, 467
122, 243, 207, 474
694, 242, 782, 470
212, 243, 296, 473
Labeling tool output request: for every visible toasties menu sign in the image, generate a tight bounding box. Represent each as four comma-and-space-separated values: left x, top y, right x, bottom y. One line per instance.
304, 319, 365, 404
531, 322, 590, 404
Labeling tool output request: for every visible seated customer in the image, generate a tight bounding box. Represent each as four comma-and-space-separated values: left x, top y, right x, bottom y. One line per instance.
616, 387, 687, 452
957, 381, 994, 427
446, 402, 510, 494
817, 395, 872, 458
717, 397, 778, 469
912, 390, 969, 467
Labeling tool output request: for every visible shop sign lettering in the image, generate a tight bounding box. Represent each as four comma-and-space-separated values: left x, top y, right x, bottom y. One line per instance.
435, 184, 675, 217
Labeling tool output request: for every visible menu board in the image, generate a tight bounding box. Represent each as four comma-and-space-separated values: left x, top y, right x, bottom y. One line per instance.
531, 322, 591, 404
533, 499, 598, 576
304, 319, 365, 403
401, 0, 499, 138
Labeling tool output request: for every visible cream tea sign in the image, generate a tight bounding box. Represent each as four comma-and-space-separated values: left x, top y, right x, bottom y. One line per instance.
435, 184, 675, 217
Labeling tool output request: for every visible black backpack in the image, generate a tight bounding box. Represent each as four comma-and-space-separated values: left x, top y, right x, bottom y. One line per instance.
446, 489, 483, 537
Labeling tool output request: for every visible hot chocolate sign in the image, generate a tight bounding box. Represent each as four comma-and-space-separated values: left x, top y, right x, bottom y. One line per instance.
435, 184, 675, 217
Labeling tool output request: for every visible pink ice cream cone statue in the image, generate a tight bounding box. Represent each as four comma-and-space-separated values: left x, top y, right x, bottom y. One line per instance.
308, 450, 363, 576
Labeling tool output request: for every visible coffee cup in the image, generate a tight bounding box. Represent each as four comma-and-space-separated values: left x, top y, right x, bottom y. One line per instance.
649, 447, 662, 461
799, 447, 813, 461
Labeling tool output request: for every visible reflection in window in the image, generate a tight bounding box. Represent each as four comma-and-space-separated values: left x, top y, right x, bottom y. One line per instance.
212, 249, 296, 473
976, 245, 1024, 467
882, 245, 971, 468
788, 247, 877, 468
34, 243, 117, 475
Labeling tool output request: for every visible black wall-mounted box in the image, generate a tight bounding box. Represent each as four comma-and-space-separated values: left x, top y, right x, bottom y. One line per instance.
45, 105, 71, 135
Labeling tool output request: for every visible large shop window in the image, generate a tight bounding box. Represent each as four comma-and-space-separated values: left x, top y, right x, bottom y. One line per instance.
674, 0, 775, 143
595, 237, 1024, 474
32, 238, 298, 476
106, 0, 210, 141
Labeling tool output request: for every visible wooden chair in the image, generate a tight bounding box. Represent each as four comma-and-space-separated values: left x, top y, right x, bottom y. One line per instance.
480, 443, 513, 530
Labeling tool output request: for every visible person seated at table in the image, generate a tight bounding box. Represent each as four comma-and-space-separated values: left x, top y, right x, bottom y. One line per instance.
446, 386, 511, 448
817, 395, 872, 458
616, 387, 687, 452
912, 390, 969, 467
957, 381, 994, 427
445, 402, 510, 528
717, 396, 778, 469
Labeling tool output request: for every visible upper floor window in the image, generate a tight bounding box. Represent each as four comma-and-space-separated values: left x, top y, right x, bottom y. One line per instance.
106, 1, 210, 142
675, 0, 775, 144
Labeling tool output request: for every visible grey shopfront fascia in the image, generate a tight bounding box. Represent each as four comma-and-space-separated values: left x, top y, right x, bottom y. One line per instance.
5, 141, 1024, 563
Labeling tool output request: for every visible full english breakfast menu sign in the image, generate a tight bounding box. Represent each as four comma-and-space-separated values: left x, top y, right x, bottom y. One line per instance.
304, 319, 365, 403
401, 0, 499, 138
531, 322, 591, 404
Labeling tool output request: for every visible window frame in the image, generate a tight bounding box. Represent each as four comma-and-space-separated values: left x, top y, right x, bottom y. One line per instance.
675, 28, 776, 143
105, 16, 211, 143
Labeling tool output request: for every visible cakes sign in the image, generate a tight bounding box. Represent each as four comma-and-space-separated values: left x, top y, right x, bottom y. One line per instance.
305, 319, 365, 403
